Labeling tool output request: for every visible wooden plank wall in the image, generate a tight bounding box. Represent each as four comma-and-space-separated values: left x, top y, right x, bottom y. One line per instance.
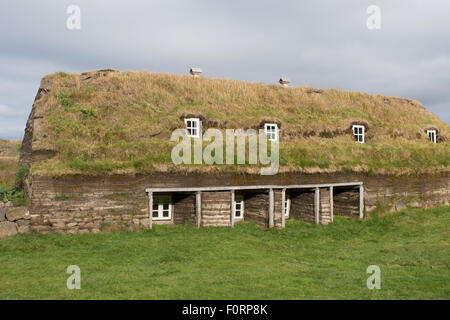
201, 191, 231, 227
173, 193, 196, 224
290, 190, 315, 223
333, 188, 359, 217
244, 192, 269, 228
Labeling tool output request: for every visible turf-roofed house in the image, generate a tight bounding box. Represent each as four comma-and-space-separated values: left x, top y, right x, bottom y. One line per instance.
20, 69, 449, 233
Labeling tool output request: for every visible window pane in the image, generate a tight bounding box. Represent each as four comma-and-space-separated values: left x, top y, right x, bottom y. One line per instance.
152, 211, 158, 218
162, 211, 169, 218
152, 204, 158, 210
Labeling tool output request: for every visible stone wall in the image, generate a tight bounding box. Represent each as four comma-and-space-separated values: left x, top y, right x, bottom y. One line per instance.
273, 190, 283, 228
320, 188, 332, 224
0, 203, 30, 237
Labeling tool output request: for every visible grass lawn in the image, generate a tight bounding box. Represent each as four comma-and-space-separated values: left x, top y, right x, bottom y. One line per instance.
0, 206, 449, 299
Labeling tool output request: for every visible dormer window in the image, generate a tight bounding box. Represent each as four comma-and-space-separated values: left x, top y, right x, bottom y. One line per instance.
352, 125, 365, 143
427, 130, 437, 143
264, 123, 278, 141
184, 118, 201, 138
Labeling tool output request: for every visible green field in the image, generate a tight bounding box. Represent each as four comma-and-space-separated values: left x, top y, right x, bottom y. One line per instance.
0, 207, 449, 299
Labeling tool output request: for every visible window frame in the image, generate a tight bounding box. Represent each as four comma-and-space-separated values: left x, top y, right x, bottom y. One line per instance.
152, 195, 172, 221
264, 123, 278, 141
233, 195, 244, 219
284, 194, 290, 218
352, 125, 365, 143
426, 130, 437, 144
184, 118, 201, 138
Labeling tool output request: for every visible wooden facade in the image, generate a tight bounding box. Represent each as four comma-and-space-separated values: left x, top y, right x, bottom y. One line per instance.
26, 172, 448, 233
146, 182, 363, 228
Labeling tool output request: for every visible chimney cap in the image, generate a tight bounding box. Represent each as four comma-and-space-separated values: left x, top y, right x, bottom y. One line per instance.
279, 77, 291, 86
190, 67, 203, 77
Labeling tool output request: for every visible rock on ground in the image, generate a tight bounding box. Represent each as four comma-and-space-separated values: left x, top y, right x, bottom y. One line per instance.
0, 221, 18, 237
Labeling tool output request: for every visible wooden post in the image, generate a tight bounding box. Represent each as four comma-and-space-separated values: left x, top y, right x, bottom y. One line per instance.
329, 186, 334, 223
230, 190, 235, 228
281, 188, 286, 229
196, 191, 202, 228
359, 185, 364, 219
148, 191, 153, 230
314, 187, 320, 224
269, 188, 274, 228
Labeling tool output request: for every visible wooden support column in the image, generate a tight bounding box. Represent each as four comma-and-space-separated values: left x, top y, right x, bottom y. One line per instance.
148, 191, 153, 230
230, 190, 235, 228
329, 186, 334, 223
359, 185, 364, 219
269, 188, 274, 228
196, 191, 202, 228
314, 187, 320, 224
281, 188, 286, 229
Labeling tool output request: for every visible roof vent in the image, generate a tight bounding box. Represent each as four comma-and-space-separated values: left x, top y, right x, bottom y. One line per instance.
279, 77, 291, 87
190, 67, 203, 78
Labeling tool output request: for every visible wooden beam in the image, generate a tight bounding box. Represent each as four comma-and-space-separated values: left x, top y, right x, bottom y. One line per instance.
329, 186, 334, 223
281, 188, 286, 229
196, 191, 202, 228
269, 188, 274, 228
145, 182, 363, 193
230, 190, 235, 228
314, 187, 320, 224
359, 185, 364, 219
148, 191, 153, 230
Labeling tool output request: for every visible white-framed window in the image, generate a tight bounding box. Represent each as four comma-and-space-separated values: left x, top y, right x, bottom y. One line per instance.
264, 123, 278, 141
184, 118, 201, 138
284, 194, 290, 218
352, 125, 365, 143
152, 195, 172, 221
234, 195, 244, 219
427, 130, 437, 143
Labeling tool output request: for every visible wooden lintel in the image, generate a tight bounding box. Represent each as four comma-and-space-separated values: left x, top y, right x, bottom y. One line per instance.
145, 182, 363, 193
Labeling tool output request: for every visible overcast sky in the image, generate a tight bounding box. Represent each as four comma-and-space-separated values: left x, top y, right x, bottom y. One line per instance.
1, 0, 449, 140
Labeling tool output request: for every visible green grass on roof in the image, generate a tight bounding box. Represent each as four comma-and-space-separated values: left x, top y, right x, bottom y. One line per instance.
29, 70, 450, 176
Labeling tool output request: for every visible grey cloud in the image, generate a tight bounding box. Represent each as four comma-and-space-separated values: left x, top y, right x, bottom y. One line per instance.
0, 0, 449, 140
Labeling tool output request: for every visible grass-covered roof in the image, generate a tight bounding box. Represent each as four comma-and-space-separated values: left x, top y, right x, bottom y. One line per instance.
26, 69, 450, 176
